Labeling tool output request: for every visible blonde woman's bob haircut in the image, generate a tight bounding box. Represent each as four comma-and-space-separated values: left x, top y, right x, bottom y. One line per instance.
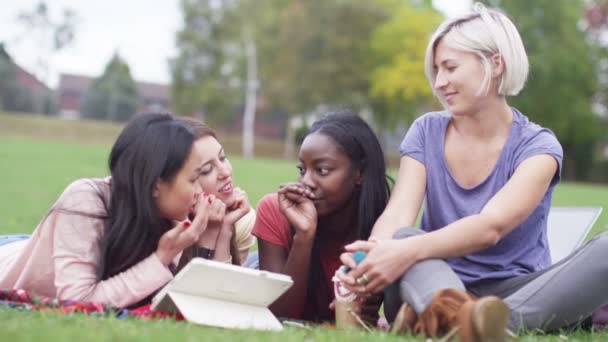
424, 3, 529, 99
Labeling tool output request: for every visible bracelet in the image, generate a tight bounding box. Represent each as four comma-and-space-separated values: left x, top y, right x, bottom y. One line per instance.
195, 247, 214, 259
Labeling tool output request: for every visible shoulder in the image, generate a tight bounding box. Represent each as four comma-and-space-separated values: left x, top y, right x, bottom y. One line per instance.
257, 193, 280, 213
405, 111, 451, 139
511, 109, 563, 157
255, 193, 285, 227
47, 178, 110, 247
400, 111, 450, 158
253, 193, 291, 246
55, 177, 110, 218
412, 111, 451, 128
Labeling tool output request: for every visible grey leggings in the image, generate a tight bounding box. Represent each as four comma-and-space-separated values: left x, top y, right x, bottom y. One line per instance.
383, 227, 608, 332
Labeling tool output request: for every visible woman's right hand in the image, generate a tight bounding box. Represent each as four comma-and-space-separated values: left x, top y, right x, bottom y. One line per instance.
156, 196, 211, 266
278, 183, 317, 239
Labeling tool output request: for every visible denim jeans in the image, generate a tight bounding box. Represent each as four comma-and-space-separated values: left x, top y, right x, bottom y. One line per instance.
0, 234, 30, 247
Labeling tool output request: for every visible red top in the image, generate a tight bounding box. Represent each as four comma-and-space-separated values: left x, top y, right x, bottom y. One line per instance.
253, 193, 343, 321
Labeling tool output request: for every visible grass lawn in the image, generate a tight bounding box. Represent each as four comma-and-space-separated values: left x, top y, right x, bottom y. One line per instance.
1, 113, 607, 341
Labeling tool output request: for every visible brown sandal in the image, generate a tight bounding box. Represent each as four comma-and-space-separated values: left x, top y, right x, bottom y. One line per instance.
391, 302, 417, 334
457, 295, 511, 342
391, 288, 514, 342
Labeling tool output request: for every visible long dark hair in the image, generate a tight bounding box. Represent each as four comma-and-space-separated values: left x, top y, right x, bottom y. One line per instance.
98, 113, 197, 281
303, 111, 392, 321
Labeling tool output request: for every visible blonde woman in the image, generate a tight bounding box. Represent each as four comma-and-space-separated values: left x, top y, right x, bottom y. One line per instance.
339, 4, 608, 340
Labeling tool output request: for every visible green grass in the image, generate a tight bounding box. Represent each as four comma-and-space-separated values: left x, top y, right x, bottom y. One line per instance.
0, 135, 298, 234
0, 306, 407, 342
1, 113, 608, 341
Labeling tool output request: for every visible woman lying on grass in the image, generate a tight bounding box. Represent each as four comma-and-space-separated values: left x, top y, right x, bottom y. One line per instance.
179, 118, 256, 267
0, 113, 253, 308
252, 112, 392, 323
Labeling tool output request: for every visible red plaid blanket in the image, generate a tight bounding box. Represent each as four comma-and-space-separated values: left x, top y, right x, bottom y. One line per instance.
0, 289, 183, 320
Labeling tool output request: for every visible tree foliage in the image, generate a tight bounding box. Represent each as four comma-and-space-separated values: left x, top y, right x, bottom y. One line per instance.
15, 1, 77, 84
171, 0, 238, 124
172, 0, 607, 180
368, 0, 442, 129
81, 54, 138, 122
0, 50, 34, 113
172, 0, 439, 126
262, 1, 387, 113
483, 0, 601, 179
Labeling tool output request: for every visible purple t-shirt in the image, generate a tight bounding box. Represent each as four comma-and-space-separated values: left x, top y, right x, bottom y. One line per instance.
400, 109, 563, 286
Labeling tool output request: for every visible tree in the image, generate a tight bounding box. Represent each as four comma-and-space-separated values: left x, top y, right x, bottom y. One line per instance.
15, 1, 76, 84
218, 0, 285, 159
172, 0, 286, 158
585, 0, 608, 119
368, 0, 443, 130
483, 0, 601, 180
81, 54, 139, 122
0, 45, 34, 113
171, 0, 453, 157
171, 0, 237, 124
10, 1, 77, 114
263, 1, 387, 114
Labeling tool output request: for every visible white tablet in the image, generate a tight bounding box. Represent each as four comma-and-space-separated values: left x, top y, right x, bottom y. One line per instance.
151, 257, 293, 330
547, 206, 602, 264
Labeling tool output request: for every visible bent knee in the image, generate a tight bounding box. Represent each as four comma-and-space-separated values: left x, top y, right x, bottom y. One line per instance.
590, 231, 608, 251
393, 227, 425, 240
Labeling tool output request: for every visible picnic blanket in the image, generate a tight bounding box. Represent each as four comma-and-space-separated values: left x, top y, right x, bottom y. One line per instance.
0, 288, 183, 320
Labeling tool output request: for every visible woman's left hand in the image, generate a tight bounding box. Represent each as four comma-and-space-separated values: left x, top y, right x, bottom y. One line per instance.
223, 187, 251, 227
195, 195, 227, 246
206, 195, 227, 224
337, 238, 419, 294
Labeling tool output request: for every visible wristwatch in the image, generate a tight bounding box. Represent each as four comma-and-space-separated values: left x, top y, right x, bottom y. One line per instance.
196, 247, 214, 259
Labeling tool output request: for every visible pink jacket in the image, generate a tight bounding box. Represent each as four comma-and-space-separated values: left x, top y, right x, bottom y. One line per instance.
0, 178, 173, 308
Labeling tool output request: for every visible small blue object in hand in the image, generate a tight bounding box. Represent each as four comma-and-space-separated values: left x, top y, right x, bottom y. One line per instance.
341, 250, 396, 294
352, 250, 367, 265
343, 250, 367, 273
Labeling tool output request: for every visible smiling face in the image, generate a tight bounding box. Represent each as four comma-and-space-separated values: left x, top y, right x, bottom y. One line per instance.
433, 40, 496, 116
154, 141, 204, 221
297, 132, 360, 217
191, 136, 236, 207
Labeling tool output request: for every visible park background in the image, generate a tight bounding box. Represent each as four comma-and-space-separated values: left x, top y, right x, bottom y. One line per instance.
1, 0, 608, 340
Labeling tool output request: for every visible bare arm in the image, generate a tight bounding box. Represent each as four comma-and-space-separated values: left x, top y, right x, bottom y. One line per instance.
341, 154, 559, 293
216, 188, 252, 263
258, 184, 318, 318
411, 154, 559, 260
258, 234, 315, 318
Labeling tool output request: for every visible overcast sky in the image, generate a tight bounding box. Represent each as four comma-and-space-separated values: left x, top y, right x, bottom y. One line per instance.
0, 0, 471, 87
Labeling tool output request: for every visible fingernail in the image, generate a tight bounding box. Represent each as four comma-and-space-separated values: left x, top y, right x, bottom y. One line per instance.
184, 221, 191, 228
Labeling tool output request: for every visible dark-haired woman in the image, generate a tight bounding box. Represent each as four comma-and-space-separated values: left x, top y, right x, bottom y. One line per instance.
0, 113, 251, 308
252, 112, 392, 323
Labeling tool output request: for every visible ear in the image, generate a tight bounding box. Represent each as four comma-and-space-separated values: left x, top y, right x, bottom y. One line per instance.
153, 179, 161, 198
490, 54, 505, 78
355, 169, 363, 186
